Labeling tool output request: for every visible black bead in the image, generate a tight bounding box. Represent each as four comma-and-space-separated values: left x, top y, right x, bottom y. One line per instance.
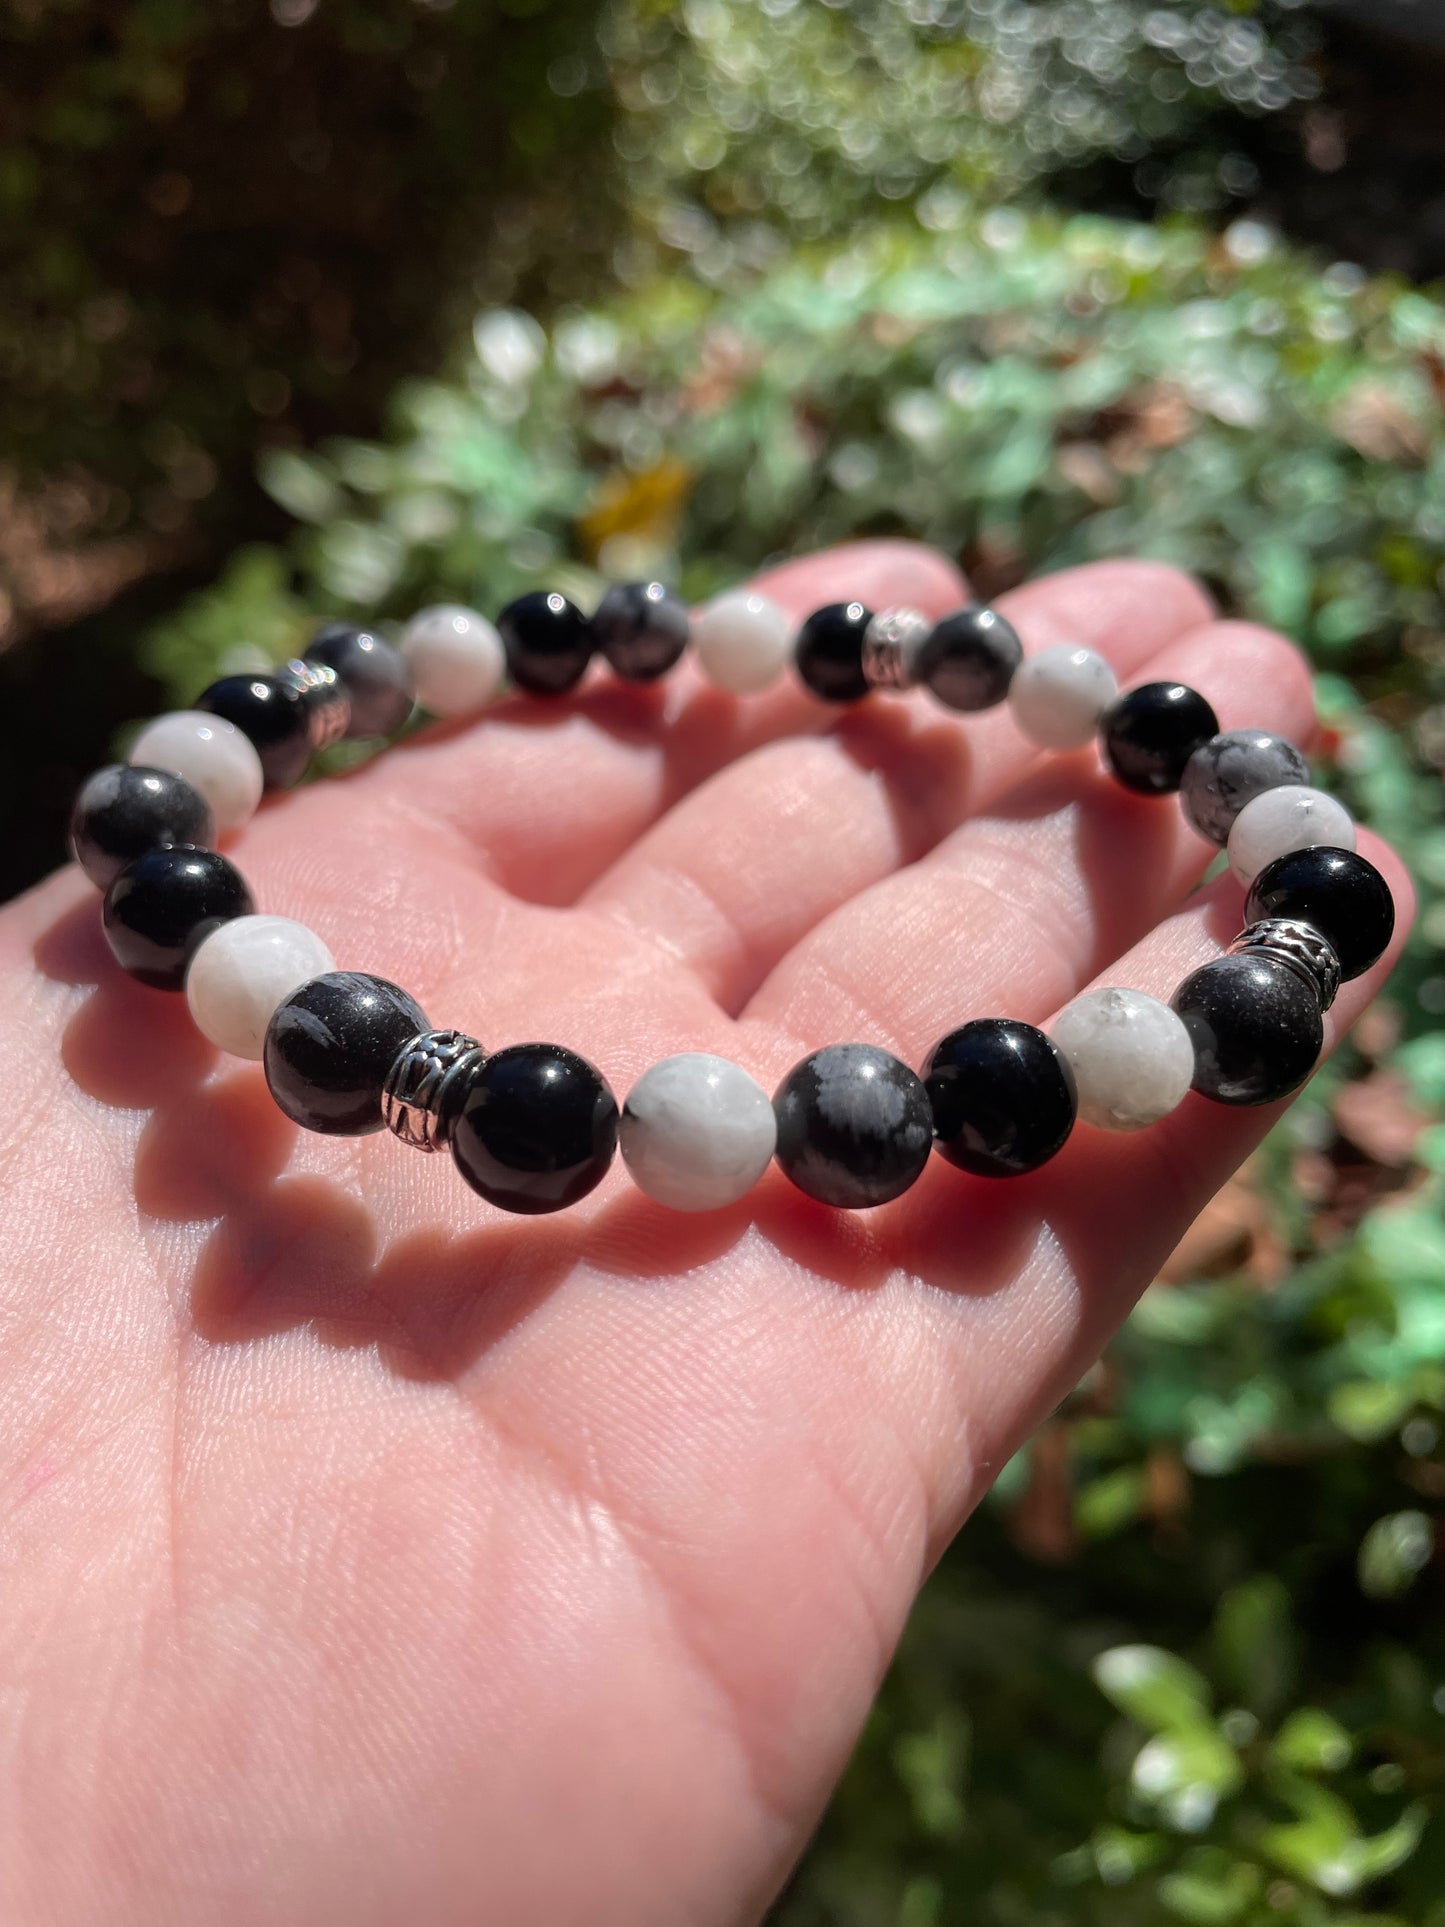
264, 972, 429, 1136
794, 602, 874, 703
924, 1019, 1077, 1178
915, 605, 1023, 713
593, 581, 690, 682
773, 1043, 933, 1209
450, 1043, 619, 1214
196, 673, 313, 789
102, 846, 255, 991
304, 623, 414, 738
1245, 845, 1395, 982
69, 764, 215, 890
1172, 953, 1323, 1106
1101, 682, 1221, 795
497, 591, 594, 697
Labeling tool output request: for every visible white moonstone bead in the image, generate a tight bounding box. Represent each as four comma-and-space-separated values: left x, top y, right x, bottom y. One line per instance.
1049, 986, 1195, 1132
691, 591, 793, 696
1226, 785, 1356, 888
129, 710, 265, 833
620, 1052, 777, 1211
1008, 644, 1119, 750
186, 915, 336, 1060
401, 604, 506, 717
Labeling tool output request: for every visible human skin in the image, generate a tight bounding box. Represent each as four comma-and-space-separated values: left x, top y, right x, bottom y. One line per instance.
0, 544, 1413, 1926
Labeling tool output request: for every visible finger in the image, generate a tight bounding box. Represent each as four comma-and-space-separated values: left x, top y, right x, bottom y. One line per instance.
906, 827, 1415, 1538
251, 540, 969, 916
582, 562, 1214, 1009
743, 619, 1313, 1054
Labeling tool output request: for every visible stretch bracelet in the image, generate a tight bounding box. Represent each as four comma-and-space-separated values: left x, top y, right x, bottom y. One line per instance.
68, 581, 1396, 1216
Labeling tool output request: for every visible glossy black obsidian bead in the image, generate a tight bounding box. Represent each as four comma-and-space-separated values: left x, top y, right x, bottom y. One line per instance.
1101, 682, 1221, 795
592, 581, 690, 682
69, 764, 215, 890
1172, 953, 1323, 1106
196, 673, 313, 788
450, 1043, 619, 1213
102, 846, 255, 991
924, 1019, 1077, 1178
795, 601, 874, 703
304, 623, 414, 738
915, 605, 1023, 713
264, 972, 430, 1136
773, 1043, 933, 1209
1245, 845, 1395, 982
497, 591, 594, 696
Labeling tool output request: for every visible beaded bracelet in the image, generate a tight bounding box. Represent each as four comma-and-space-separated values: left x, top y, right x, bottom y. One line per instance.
68, 581, 1396, 1216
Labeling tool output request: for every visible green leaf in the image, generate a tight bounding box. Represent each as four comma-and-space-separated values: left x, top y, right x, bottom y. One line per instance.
1359, 1512, 1435, 1600
1213, 1577, 1296, 1719
1094, 1645, 1214, 1732
1271, 1708, 1353, 1775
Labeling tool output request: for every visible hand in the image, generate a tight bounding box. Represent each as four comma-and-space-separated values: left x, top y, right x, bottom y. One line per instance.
0, 544, 1412, 1927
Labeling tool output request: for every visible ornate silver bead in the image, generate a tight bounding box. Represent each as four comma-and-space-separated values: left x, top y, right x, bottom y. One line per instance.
382, 1029, 485, 1151
862, 607, 931, 691
278, 658, 352, 751
1228, 918, 1342, 1011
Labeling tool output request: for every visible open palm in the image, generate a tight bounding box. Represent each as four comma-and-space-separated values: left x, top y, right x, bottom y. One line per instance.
0, 543, 1411, 1927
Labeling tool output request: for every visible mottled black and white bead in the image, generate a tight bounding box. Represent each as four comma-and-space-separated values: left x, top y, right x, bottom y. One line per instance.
794, 602, 874, 703
773, 1043, 933, 1208
264, 972, 430, 1135
450, 1042, 619, 1214
1179, 729, 1309, 845
497, 591, 594, 697
1172, 953, 1323, 1106
1101, 682, 1220, 795
592, 582, 691, 682
914, 605, 1023, 713
1244, 845, 1395, 982
304, 623, 414, 738
102, 846, 255, 991
924, 1019, 1077, 1177
69, 764, 215, 890
196, 673, 314, 790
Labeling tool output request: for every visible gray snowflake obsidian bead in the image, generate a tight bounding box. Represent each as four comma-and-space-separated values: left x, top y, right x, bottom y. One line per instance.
1179, 729, 1309, 845
861, 606, 931, 690
382, 1029, 487, 1151
1227, 918, 1342, 1011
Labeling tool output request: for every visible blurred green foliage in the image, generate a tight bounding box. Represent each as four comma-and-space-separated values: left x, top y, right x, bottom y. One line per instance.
145, 201, 1445, 1920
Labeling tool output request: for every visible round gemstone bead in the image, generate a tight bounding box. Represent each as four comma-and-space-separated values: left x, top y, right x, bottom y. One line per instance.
1179, 729, 1309, 846
1245, 844, 1395, 981
794, 601, 874, 703
924, 1019, 1076, 1177
914, 605, 1023, 713
620, 1053, 777, 1212
1172, 953, 1324, 1107
450, 1043, 619, 1214
185, 915, 336, 1060
1226, 785, 1356, 888
264, 972, 430, 1136
1101, 682, 1221, 795
69, 764, 215, 890
1008, 644, 1118, 751
497, 591, 594, 696
773, 1043, 933, 1209
196, 673, 313, 790
102, 846, 255, 992
128, 710, 265, 834
1048, 986, 1196, 1131
304, 623, 414, 738
400, 605, 506, 717
592, 581, 690, 682
691, 591, 793, 695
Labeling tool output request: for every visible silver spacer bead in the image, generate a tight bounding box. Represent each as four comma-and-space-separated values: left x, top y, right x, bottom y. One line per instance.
382, 1028, 486, 1151
862, 606, 931, 691
278, 657, 352, 751
1228, 918, 1342, 1011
